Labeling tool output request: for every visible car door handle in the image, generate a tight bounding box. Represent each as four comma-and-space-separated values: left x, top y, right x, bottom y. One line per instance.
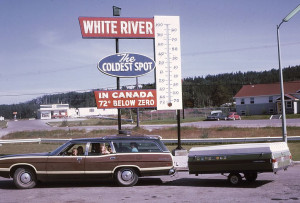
77, 157, 82, 163
110, 157, 116, 160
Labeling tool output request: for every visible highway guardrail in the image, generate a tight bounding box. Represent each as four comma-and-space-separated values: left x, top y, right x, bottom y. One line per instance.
0, 136, 299, 145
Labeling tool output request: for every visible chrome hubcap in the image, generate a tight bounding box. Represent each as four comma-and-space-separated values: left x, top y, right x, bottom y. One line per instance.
121, 170, 133, 181
20, 172, 31, 184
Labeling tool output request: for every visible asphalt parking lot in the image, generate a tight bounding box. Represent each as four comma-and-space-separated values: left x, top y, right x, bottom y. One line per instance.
0, 164, 299, 203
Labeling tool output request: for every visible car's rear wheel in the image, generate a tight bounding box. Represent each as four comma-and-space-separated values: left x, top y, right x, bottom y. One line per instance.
13, 167, 37, 189
228, 173, 242, 185
115, 168, 138, 187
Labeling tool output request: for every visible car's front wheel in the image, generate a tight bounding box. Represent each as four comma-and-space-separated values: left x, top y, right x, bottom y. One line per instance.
115, 168, 139, 187
13, 167, 37, 189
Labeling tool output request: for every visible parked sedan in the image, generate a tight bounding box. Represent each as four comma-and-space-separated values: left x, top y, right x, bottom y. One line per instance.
0, 135, 175, 189
206, 112, 227, 121
227, 112, 241, 120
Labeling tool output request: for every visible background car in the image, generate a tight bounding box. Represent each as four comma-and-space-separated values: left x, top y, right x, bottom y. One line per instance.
206, 112, 227, 121
227, 112, 241, 120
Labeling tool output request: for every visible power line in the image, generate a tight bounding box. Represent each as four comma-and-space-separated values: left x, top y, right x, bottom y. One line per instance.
184, 41, 300, 56
2, 64, 95, 78
0, 83, 154, 97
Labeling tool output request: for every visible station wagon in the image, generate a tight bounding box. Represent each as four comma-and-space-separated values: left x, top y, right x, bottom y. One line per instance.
0, 135, 175, 189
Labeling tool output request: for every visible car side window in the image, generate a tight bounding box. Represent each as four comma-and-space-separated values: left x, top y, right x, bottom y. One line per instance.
58, 143, 86, 156
139, 141, 162, 152
88, 142, 111, 156
113, 141, 163, 153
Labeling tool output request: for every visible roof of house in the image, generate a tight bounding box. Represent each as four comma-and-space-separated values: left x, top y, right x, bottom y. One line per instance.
234, 81, 300, 98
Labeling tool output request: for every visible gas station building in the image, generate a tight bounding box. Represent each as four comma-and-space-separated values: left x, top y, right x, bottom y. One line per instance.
38, 104, 117, 120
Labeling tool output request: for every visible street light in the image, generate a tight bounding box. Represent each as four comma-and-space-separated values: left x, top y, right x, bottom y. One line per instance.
113, 6, 121, 16
113, 6, 122, 133
282, 4, 300, 23
276, 4, 300, 143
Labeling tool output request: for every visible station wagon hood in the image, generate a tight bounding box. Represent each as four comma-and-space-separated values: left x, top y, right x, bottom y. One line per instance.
0, 152, 50, 159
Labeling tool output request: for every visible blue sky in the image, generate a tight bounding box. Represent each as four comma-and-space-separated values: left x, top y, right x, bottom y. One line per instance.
1, 0, 300, 104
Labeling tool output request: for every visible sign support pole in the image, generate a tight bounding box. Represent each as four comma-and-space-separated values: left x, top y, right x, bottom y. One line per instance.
136, 77, 140, 127
116, 38, 122, 133
176, 109, 182, 150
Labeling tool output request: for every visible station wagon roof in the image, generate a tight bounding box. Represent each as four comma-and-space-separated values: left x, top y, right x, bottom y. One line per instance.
69, 134, 161, 143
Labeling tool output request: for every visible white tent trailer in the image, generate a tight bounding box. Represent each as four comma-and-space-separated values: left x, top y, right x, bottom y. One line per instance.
188, 142, 292, 185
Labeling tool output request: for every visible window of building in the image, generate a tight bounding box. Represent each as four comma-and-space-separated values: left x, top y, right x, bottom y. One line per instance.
250, 97, 254, 104
241, 99, 245, 105
269, 96, 273, 103
286, 101, 292, 108
269, 108, 274, 115
240, 111, 246, 116
41, 105, 52, 108
57, 104, 69, 108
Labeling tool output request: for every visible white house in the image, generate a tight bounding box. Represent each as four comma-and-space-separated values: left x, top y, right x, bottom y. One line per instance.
234, 81, 300, 115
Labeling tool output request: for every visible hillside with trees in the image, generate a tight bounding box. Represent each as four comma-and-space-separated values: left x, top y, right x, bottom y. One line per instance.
1, 65, 300, 119
183, 65, 300, 107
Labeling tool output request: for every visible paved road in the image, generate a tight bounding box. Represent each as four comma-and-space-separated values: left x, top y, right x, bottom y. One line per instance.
1, 118, 300, 138
0, 119, 119, 138
0, 164, 299, 203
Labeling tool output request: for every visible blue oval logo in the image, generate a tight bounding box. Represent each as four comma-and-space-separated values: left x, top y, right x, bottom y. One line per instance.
98, 53, 156, 77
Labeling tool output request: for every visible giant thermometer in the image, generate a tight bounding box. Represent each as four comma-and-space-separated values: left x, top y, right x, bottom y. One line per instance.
154, 16, 182, 110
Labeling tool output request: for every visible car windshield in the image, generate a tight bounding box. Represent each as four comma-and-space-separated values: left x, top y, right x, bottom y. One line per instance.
50, 141, 72, 155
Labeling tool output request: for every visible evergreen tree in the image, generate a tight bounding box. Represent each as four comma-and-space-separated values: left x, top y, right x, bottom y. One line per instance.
1, 65, 300, 118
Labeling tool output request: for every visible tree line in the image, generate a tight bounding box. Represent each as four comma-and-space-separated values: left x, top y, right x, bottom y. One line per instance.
1, 65, 300, 119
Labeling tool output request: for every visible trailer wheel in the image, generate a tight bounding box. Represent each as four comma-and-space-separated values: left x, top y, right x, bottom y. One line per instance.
244, 172, 257, 182
228, 173, 242, 185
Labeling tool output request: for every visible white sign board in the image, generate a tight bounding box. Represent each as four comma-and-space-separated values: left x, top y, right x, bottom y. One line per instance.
154, 16, 182, 110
